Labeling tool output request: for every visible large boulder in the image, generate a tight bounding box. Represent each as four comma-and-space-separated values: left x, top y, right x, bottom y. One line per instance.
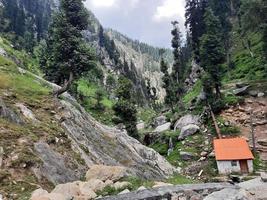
153, 122, 171, 133
86, 165, 128, 182
30, 188, 49, 200
153, 115, 167, 127
178, 124, 200, 140
51, 182, 80, 198
174, 114, 200, 131
204, 188, 252, 200
79, 179, 107, 192
31, 193, 67, 200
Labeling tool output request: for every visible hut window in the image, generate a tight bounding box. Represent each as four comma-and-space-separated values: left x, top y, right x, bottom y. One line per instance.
231, 161, 237, 166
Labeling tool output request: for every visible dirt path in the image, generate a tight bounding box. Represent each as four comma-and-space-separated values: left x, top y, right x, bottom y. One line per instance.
220, 97, 267, 161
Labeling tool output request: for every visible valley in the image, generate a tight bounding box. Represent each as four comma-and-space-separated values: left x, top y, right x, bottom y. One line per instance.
0, 0, 267, 199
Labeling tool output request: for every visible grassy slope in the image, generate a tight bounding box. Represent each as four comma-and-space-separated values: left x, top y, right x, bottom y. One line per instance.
0, 40, 87, 199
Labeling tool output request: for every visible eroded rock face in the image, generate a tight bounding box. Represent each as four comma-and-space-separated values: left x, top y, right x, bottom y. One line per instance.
34, 142, 79, 184
59, 96, 177, 180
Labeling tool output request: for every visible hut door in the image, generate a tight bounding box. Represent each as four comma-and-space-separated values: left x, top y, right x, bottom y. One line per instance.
239, 160, 249, 173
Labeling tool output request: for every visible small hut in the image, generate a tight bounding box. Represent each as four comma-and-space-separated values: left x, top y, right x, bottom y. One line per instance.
214, 138, 254, 174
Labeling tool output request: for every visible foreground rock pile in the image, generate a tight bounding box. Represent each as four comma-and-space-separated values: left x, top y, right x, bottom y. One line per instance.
31, 165, 131, 200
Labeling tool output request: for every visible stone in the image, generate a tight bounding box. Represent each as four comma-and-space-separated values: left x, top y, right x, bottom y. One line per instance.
233, 86, 249, 96
208, 152, 215, 158
200, 151, 208, 157
79, 187, 97, 199
180, 151, 194, 161
152, 182, 173, 188
260, 172, 267, 182
80, 179, 106, 192
0, 98, 23, 124
137, 186, 146, 191
118, 189, 130, 194
51, 182, 80, 198
113, 181, 131, 190
86, 165, 128, 182
0, 47, 7, 57
258, 139, 267, 146
248, 90, 258, 97
174, 114, 200, 131
30, 188, 49, 199
258, 92, 265, 97
137, 122, 145, 130
153, 115, 167, 127
178, 124, 200, 140
15, 103, 39, 123
204, 188, 252, 200
153, 122, 171, 133
31, 193, 67, 200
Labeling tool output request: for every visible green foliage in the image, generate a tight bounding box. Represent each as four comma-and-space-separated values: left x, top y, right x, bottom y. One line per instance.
113, 76, 139, 139
42, 0, 97, 87
200, 8, 225, 104
167, 174, 195, 184
183, 79, 202, 105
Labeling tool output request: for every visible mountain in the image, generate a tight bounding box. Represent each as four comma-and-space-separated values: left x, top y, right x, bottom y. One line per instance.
0, 0, 172, 103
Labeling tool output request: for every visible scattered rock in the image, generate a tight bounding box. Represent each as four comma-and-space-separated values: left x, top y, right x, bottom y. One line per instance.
200, 151, 208, 157
258, 92, 265, 97
178, 124, 200, 140
136, 122, 145, 130
236, 83, 248, 88
153, 122, 171, 133
31, 193, 66, 200
86, 165, 128, 182
113, 181, 131, 190
233, 86, 249, 96
261, 172, 267, 182
30, 188, 49, 199
208, 152, 215, 158
153, 115, 167, 127
15, 103, 39, 123
258, 139, 267, 147
180, 151, 194, 161
118, 189, 130, 194
137, 186, 146, 191
174, 114, 200, 131
80, 179, 106, 192
51, 182, 80, 198
152, 182, 173, 188
0, 47, 7, 57
248, 90, 258, 97
0, 98, 24, 124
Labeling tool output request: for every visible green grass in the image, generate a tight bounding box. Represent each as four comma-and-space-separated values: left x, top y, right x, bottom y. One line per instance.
77, 78, 115, 125
166, 174, 195, 185
183, 80, 202, 106
137, 108, 157, 124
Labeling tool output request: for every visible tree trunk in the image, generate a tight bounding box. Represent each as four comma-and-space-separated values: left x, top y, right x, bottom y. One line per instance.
53, 72, 73, 97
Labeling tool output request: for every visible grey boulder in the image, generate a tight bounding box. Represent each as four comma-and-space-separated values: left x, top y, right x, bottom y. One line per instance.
178, 124, 200, 140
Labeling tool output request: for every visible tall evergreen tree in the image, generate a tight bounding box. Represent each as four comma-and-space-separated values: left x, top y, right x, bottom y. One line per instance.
113, 77, 139, 140
42, 0, 96, 96
200, 8, 225, 100
185, 0, 207, 62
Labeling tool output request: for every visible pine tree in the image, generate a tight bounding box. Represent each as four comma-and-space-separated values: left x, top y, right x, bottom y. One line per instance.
113, 77, 139, 140
200, 8, 225, 100
42, 0, 96, 96
185, 0, 207, 62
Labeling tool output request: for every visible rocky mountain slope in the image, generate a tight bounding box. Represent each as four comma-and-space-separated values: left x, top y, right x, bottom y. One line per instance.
0, 0, 172, 102
0, 39, 176, 199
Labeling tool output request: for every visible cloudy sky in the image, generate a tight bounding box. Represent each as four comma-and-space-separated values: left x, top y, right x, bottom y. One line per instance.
84, 0, 186, 48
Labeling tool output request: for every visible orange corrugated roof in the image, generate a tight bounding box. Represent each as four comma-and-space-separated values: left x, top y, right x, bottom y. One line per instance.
214, 138, 254, 160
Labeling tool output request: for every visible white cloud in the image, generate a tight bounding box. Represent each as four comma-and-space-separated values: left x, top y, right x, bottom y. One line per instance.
154, 0, 185, 22
91, 0, 116, 7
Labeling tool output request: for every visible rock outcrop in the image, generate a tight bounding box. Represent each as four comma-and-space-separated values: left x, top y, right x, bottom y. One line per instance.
59, 95, 177, 179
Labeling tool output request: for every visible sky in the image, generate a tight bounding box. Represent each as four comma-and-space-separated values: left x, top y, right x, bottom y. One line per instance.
84, 0, 186, 48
